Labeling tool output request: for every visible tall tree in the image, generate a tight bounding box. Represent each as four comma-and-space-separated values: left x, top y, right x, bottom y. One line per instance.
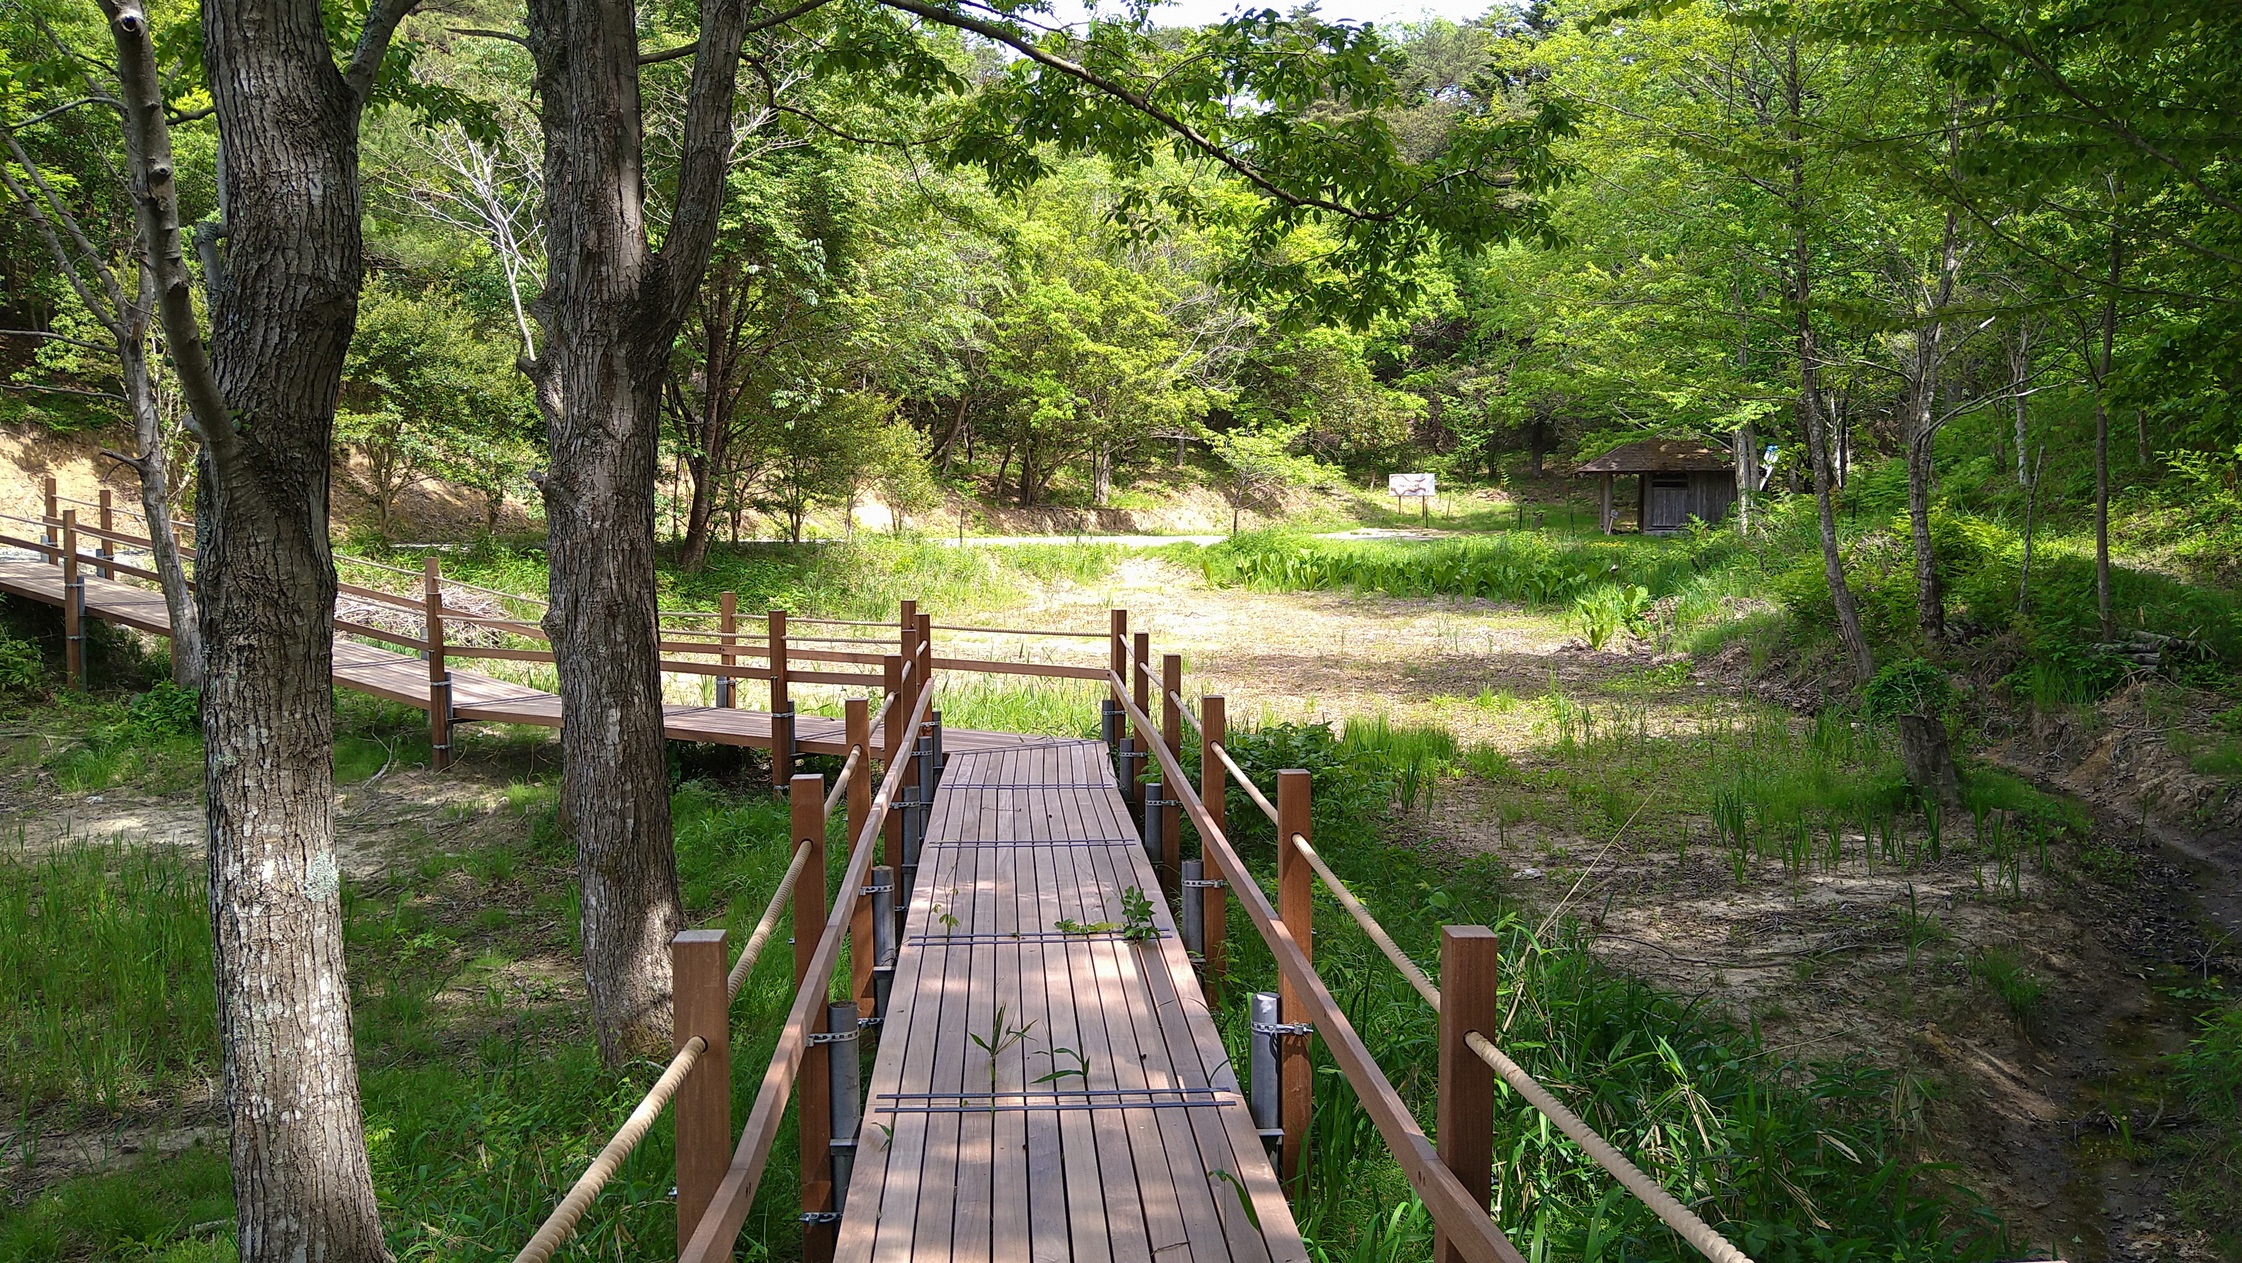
0, 119, 202, 686
516, 0, 1566, 1058
100, 0, 420, 1256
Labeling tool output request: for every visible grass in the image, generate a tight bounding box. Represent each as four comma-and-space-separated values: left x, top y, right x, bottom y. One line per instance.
0, 838, 218, 1113
1193, 720, 2023, 1261
1969, 947, 2050, 1032
336, 534, 1129, 625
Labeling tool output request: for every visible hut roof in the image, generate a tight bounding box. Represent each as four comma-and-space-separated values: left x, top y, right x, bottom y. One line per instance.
1573, 438, 1732, 475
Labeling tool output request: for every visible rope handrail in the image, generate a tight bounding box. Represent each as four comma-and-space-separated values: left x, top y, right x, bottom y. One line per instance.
1464, 1031, 1752, 1263
1106, 671, 1525, 1263
930, 622, 1106, 639
512, 1036, 708, 1263
1209, 742, 1280, 827
1284, 832, 1756, 1263
1166, 687, 1202, 735
728, 840, 813, 1004
515, 712, 875, 1260
678, 679, 934, 1263
1289, 835, 1439, 1008
822, 745, 863, 818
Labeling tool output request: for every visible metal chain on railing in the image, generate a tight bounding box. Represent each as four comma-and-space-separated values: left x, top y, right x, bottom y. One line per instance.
1283, 835, 1756, 1263
512, 1035, 707, 1263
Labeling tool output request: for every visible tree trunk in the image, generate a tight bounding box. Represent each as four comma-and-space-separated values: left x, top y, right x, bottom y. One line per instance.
106, 0, 401, 1254
2091, 192, 2122, 643
1732, 420, 1754, 536
1527, 417, 1549, 478
2011, 342, 2031, 489
1783, 49, 1872, 685
122, 286, 202, 688
527, 0, 749, 1062
1896, 713, 1962, 808
1905, 430, 1942, 643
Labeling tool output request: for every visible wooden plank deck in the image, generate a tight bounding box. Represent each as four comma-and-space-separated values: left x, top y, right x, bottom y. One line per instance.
837, 739, 1305, 1263
0, 556, 1042, 757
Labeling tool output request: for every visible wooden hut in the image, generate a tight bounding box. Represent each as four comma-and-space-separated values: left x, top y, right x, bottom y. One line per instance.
1574, 439, 1737, 534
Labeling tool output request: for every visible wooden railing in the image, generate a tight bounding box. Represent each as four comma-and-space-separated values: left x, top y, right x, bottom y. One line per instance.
2, 482, 1112, 777
1104, 617, 1757, 1263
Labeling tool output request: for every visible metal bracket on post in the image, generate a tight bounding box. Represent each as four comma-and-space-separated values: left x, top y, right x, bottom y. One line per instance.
771, 707, 798, 766
800, 1212, 843, 1226
931, 710, 946, 780
1247, 992, 1285, 1153
429, 675, 455, 764
1180, 860, 1205, 959
1140, 781, 1164, 865
715, 675, 734, 710
827, 996, 863, 1213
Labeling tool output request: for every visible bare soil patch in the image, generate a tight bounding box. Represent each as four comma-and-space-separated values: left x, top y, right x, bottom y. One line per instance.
1421, 772, 2236, 1262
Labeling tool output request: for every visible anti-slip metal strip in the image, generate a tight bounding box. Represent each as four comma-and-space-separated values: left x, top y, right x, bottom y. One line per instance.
923, 837, 1141, 847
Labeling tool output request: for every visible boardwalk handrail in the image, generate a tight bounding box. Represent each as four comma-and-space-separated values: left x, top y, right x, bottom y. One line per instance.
678, 678, 935, 1263
509, 689, 890, 1263
1106, 670, 1528, 1263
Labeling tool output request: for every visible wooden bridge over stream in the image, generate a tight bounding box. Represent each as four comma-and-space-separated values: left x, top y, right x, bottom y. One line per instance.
2, 481, 1754, 1263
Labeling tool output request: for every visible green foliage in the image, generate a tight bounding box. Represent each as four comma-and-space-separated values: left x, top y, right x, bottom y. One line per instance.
0, 840, 218, 1111
2171, 1000, 2242, 1238
1573, 583, 1651, 649
1208, 727, 2018, 1260
1194, 530, 1735, 607
1861, 659, 1953, 720
0, 1141, 234, 1263
0, 626, 45, 703
1969, 948, 2048, 1031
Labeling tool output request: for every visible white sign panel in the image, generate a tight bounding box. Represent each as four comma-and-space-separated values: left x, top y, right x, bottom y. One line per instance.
1388, 472, 1436, 498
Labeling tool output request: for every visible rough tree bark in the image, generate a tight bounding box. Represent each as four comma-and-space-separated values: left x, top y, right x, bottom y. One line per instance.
102, 0, 415, 1258
525, 0, 750, 1062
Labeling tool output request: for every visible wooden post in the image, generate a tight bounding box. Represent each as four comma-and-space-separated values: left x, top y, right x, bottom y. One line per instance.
1108, 609, 1127, 784
41, 476, 57, 564
672, 928, 732, 1249
96, 489, 113, 579
60, 510, 82, 688
1199, 694, 1228, 987
1160, 653, 1183, 895
882, 654, 904, 863
846, 697, 875, 1017
1275, 768, 1313, 1186
770, 608, 792, 789
792, 773, 835, 1261
899, 599, 917, 681
425, 557, 451, 771
915, 613, 932, 712
1130, 631, 1150, 816
1599, 472, 1613, 535
716, 591, 737, 709
1435, 927, 1500, 1263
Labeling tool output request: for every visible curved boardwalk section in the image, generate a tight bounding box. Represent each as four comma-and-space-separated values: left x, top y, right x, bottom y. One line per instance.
838, 739, 1304, 1263
0, 556, 1039, 757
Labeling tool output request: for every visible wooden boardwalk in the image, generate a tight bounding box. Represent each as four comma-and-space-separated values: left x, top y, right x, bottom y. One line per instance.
838, 739, 1305, 1263
0, 556, 1042, 758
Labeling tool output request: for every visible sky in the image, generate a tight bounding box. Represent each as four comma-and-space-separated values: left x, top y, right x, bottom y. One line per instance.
1067, 0, 1500, 32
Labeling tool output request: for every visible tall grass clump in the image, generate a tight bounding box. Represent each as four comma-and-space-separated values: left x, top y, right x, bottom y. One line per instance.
932, 674, 1103, 739
2170, 1000, 2242, 1243
1204, 723, 2017, 1261
0, 838, 217, 1110
1193, 530, 1739, 608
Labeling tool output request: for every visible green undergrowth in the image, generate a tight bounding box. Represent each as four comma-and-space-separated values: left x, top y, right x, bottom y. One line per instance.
2169, 998, 2242, 1248
1187, 721, 2022, 1262
0, 766, 839, 1262
337, 534, 1127, 624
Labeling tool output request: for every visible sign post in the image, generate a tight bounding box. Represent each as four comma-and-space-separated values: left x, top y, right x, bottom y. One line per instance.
1389, 472, 1436, 525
